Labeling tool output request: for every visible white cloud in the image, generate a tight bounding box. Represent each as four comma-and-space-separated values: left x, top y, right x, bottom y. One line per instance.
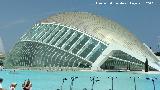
0, 19, 27, 29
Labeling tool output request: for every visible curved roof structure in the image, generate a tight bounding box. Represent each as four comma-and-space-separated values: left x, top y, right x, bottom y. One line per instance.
6, 12, 160, 71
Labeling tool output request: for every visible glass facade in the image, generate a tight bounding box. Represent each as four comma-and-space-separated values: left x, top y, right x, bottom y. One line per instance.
6, 23, 108, 69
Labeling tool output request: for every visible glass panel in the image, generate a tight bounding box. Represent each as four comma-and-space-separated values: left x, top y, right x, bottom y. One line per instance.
80, 39, 98, 58
29, 24, 45, 40
89, 43, 107, 62
42, 25, 57, 40
72, 36, 89, 54
57, 30, 74, 47
51, 29, 68, 45
59, 25, 63, 30
36, 29, 48, 40
112, 50, 144, 65
64, 33, 82, 51
46, 29, 59, 43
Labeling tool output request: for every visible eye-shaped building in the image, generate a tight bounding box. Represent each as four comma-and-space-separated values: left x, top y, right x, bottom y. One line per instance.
6, 12, 160, 71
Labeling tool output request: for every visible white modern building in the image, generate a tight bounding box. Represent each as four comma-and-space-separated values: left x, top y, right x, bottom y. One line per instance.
0, 37, 5, 65
6, 12, 160, 71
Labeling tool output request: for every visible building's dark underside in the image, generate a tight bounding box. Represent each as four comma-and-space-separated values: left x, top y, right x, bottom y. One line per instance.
6, 41, 91, 69
6, 41, 157, 71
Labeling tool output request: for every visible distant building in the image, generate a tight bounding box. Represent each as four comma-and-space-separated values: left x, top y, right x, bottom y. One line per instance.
6, 12, 160, 71
0, 37, 5, 66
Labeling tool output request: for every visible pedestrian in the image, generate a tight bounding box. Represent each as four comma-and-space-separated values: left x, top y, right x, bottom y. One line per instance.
10, 83, 17, 90
0, 78, 4, 90
22, 79, 32, 90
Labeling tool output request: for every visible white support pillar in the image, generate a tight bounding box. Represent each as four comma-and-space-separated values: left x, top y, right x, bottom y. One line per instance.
77, 61, 83, 67
91, 47, 114, 71
85, 42, 101, 60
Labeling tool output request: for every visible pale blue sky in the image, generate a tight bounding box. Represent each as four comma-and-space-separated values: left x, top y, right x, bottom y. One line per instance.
0, 0, 160, 52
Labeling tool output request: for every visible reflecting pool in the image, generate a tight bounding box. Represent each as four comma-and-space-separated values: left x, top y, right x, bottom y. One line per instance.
0, 70, 160, 90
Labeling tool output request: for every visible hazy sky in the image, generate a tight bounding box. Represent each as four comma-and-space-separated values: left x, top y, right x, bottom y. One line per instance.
0, 0, 160, 52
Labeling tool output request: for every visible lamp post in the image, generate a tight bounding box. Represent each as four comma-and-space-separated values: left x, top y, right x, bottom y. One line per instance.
70, 76, 78, 90
129, 77, 140, 90
108, 76, 117, 90
146, 77, 156, 90
90, 76, 100, 90
60, 78, 67, 90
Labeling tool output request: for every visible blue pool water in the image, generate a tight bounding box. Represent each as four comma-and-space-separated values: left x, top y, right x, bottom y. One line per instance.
0, 70, 160, 90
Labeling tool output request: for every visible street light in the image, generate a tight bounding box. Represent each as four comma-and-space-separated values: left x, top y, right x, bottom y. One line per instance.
57, 78, 67, 90
108, 76, 117, 90
70, 76, 78, 90
90, 76, 100, 90
61, 78, 67, 90
129, 77, 140, 90
146, 77, 156, 90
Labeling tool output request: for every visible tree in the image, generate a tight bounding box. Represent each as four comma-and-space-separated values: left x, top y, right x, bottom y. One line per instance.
155, 52, 160, 56
145, 58, 148, 72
